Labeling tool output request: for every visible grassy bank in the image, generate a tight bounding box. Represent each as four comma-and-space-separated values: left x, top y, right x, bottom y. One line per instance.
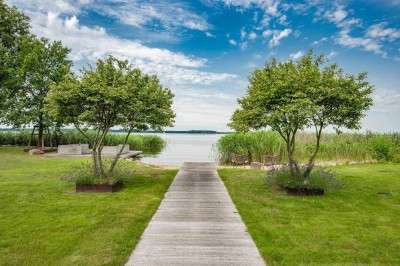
219, 164, 400, 265
0, 130, 165, 153
0, 147, 177, 265
218, 130, 400, 164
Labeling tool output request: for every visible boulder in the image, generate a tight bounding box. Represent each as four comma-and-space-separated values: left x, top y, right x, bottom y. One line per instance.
29, 149, 45, 155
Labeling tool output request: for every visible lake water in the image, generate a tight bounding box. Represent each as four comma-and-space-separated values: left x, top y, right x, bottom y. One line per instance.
137, 133, 225, 166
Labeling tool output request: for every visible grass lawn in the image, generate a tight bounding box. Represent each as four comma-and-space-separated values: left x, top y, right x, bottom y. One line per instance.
219, 164, 400, 265
0, 147, 177, 265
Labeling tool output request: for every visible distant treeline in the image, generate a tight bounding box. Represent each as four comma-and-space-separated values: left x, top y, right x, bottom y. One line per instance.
0, 128, 232, 134
0, 130, 165, 154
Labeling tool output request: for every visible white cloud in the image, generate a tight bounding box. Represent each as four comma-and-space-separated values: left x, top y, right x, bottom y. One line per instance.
245, 62, 257, 69
248, 32, 257, 40
323, 4, 347, 25
312, 37, 328, 46
262, 29, 274, 38
370, 88, 400, 113
240, 41, 248, 50
337, 29, 387, 57
7, 0, 211, 43
326, 51, 338, 59
289, 51, 303, 60
15, 8, 237, 87
229, 39, 237, 45
366, 23, 400, 41
205, 32, 216, 38
98, 0, 210, 32
278, 15, 287, 25
268, 28, 292, 47
219, 0, 281, 28
240, 28, 247, 40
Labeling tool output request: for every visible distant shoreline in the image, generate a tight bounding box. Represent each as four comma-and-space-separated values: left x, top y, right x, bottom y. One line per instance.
0, 128, 232, 135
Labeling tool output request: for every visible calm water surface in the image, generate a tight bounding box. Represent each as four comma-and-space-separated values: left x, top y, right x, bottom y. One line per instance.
137, 133, 224, 166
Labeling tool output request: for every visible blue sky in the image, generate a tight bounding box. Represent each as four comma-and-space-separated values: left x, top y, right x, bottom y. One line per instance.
6, 0, 400, 132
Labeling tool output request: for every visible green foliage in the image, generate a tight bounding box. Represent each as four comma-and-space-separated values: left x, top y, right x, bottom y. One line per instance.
60, 160, 136, 185
229, 49, 374, 178
0, 0, 31, 117
368, 136, 397, 162
266, 165, 343, 191
46, 55, 175, 178
0, 130, 165, 153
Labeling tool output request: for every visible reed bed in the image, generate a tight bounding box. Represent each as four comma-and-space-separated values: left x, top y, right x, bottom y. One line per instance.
217, 130, 400, 164
0, 130, 165, 153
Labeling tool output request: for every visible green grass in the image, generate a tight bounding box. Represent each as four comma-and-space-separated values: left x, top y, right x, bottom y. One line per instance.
0, 147, 177, 265
219, 164, 400, 265
217, 130, 400, 164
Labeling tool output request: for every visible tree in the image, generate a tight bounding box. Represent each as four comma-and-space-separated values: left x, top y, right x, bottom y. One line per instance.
46, 55, 175, 180
229, 50, 373, 177
0, 1, 71, 148
0, 0, 30, 119
2, 36, 71, 148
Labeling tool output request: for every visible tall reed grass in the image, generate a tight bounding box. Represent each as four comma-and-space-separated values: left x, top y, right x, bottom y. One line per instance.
218, 130, 400, 164
0, 130, 165, 153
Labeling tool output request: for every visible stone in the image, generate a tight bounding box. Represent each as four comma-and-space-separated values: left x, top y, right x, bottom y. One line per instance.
29, 149, 44, 155
58, 144, 90, 155
250, 162, 263, 169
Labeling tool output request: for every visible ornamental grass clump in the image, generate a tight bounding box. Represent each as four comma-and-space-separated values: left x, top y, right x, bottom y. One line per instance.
61, 160, 135, 185
265, 165, 343, 193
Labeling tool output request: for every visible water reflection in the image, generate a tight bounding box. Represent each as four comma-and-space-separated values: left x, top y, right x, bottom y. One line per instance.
138, 133, 224, 166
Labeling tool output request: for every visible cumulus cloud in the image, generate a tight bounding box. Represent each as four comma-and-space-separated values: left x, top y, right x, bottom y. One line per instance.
322, 4, 347, 25
313, 3, 397, 59
366, 23, 400, 41
268, 28, 292, 47
248, 32, 257, 40
337, 29, 386, 57
12, 7, 237, 86
219, 0, 282, 27
7, 0, 210, 42
240, 28, 247, 40
229, 39, 237, 45
289, 51, 303, 60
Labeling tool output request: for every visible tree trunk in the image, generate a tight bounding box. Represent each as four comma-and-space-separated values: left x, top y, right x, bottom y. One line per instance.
108, 128, 133, 174
92, 144, 105, 179
287, 141, 300, 176
37, 124, 44, 150
303, 125, 323, 178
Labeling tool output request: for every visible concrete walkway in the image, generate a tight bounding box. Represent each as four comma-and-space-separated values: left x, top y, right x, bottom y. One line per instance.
125, 162, 265, 266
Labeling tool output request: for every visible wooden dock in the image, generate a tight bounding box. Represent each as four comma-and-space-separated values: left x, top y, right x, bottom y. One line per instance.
125, 162, 265, 266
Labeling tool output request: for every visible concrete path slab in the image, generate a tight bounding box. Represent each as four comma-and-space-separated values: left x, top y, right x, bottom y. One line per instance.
125, 162, 265, 266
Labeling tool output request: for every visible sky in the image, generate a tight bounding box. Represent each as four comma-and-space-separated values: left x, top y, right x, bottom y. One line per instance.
5, 0, 400, 132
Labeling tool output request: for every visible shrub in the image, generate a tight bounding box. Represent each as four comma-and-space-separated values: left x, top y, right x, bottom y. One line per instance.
60, 160, 135, 185
265, 165, 343, 191
368, 136, 396, 162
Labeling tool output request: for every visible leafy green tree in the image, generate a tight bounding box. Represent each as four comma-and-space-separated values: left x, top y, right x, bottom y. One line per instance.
0, 0, 30, 119
46, 55, 175, 180
229, 50, 373, 177
2, 36, 71, 148
0, 1, 71, 148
